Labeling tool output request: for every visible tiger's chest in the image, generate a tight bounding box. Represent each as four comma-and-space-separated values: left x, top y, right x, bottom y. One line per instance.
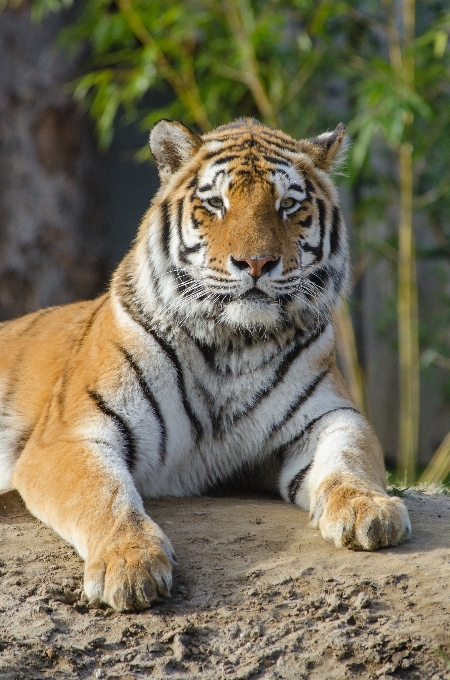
127, 324, 336, 498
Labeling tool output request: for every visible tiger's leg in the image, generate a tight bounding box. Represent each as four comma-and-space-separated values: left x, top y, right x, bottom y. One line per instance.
12, 435, 174, 611
279, 409, 411, 550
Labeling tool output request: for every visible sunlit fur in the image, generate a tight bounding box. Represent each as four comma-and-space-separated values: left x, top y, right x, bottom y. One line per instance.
0, 119, 410, 612
123, 120, 349, 343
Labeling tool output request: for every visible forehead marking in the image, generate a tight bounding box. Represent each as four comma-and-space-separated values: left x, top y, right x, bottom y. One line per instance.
257, 131, 300, 153
198, 142, 309, 202
263, 156, 290, 167
210, 155, 239, 167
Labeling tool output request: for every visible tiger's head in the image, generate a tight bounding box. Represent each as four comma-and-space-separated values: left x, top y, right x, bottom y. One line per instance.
127, 118, 349, 338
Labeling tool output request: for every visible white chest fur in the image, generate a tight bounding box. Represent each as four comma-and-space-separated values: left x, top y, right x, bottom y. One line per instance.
107, 314, 347, 499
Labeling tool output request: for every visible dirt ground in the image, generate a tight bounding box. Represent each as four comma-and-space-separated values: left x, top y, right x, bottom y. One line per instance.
1, 488, 450, 680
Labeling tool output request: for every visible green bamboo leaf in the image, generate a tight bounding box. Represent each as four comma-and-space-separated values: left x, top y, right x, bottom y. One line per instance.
434, 30, 448, 58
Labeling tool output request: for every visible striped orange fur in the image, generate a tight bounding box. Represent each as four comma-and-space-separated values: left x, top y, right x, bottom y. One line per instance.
0, 118, 410, 611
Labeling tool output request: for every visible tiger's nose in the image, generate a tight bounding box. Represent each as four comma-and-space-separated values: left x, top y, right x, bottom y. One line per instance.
231, 255, 280, 279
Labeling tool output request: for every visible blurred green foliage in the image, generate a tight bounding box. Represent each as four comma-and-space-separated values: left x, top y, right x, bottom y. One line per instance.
5, 0, 450, 474
26, 0, 450, 243
59, 0, 349, 149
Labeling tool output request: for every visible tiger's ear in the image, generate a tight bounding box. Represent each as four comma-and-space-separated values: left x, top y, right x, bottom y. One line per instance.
298, 123, 349, 172
149, 119, 202, 184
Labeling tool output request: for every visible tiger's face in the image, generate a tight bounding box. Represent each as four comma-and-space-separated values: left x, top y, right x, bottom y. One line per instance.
145, 118, 349, 334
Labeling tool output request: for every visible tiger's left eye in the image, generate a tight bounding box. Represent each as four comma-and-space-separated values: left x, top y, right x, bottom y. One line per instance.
207, 197, 224, 208
280, 197, 296, 209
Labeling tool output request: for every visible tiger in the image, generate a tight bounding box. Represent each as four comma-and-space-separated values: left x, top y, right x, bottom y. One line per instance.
0, 117, 411, 612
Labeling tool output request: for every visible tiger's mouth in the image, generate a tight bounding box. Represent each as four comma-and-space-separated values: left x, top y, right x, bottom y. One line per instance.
239, 288, 271, 301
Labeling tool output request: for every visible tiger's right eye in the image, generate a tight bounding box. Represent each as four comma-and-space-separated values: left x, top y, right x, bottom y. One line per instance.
207, 197, 224, 209
280, 197, 296, 209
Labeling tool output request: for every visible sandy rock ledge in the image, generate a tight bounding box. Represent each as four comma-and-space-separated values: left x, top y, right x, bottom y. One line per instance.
1, 489, 450, 679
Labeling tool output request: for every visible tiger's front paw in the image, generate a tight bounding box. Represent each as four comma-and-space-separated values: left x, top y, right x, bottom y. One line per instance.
311, 477, 411, 551
84, 517, 175, 611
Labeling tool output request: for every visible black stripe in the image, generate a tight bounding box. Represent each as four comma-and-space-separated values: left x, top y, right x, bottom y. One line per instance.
211, 154, 239, 166
304, 178, 315, 197
187, 176, 198, 189
235, 166, 266, 180
177, 197, 184, 229
329, 206, 341, 256
176, 198, 203, 261
207, 275, 233, 284
184, 243, 202, 254
176, 198, 189, 264
117, 345, 167, 465
263, 155, 290, 167
58, 296, 109, 416
203, 137, 292, 160
170, 268, 198, 295
301, 198, 326, 262
300, 215, 312, 228
330, 264, 346, 296
232, 324, 328, 426
288, 462, 312, 503
316, 198, 326, 262
186, 332, 217, 366
18, 308, 55, 339
73, 296, 109, 355
202, 133, 298, 160
203, 142, 249, 159
307, 267, 330, 291
14, 425, 34, 457
301, 242, 320, 255
257, 132, 300, 154
161, 200, 171, 259
88, 389, 137, 471
118, 294, 203, 440
274, 368, 329, 432
146, 329, 203, 440
198, 168, 226, 195
289, 184, 304, 193
273, 406, 360, 462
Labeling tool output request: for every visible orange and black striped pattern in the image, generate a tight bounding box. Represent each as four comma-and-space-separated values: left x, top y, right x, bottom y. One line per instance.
0, 119, 410, 611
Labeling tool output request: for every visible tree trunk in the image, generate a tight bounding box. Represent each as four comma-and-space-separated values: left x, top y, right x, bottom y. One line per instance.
0, 5, 107, 322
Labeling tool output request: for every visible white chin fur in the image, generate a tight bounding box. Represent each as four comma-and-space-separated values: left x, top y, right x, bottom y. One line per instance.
221, 299, 282, 329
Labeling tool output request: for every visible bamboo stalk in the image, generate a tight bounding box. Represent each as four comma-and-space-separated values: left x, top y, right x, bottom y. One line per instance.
397, 140, 420, 484
419, 432, 450, 485
395, 0, 419, 484
381, 0, 403, 71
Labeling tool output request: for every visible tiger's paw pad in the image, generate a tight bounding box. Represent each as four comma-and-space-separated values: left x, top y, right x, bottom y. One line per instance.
84, 525, 174, 611
313, 483, 411, 551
